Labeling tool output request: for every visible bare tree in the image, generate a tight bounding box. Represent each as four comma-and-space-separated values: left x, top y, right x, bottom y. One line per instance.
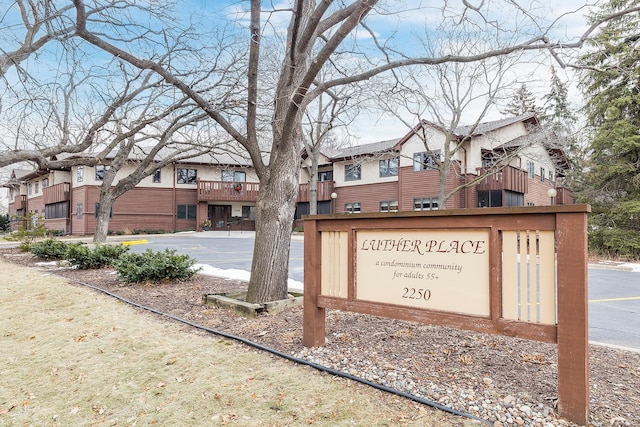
302, 82, 362, 215
1, 1, 635, 302
67, 0, 640, 303
90, 98, 220, 243
377, 35, 534, 207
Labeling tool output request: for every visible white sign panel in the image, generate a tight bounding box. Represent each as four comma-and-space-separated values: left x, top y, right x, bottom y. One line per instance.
356, 229, 490, 316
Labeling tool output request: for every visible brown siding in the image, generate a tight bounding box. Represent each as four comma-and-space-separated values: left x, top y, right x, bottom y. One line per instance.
46, 219, 69, 234
69, 186, 198, 235
398, 166, 462, 211
335, 181, 398, 213
525, 176, 557, 206
71, 187, 89, 235
27, 195, 44, 216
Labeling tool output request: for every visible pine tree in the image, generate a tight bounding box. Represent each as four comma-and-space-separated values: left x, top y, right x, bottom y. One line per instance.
541, 66, 577, 137
501, 83, 543, 117
578, 0, 640, 258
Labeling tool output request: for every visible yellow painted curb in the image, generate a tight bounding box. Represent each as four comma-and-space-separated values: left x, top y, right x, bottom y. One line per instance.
120, 239, 148, 246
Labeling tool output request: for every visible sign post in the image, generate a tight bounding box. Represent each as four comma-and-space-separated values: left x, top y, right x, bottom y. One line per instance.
303, 205, 590, 425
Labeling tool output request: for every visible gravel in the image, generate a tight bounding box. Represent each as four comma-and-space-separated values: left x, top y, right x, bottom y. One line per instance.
2, 248, 639, 427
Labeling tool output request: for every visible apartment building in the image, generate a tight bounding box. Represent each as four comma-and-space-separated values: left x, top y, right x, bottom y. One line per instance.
298, 113, 571, 220
4, 114, 572, 236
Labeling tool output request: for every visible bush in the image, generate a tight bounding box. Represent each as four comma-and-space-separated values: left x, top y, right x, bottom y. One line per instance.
65, 244, 129, 269
6, 213, 48, 251
589, 227, 640, 260
113, 249, 200, 284
30, 239, 73, 259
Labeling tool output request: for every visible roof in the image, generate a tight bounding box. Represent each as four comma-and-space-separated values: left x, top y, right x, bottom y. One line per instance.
331, 114, 544, 160
1, 169, 33, 188
330, 138, 401, 160
455, 113, 538, 136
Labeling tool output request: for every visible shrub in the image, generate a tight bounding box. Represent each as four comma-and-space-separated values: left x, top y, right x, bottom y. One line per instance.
30, 239, 72, 259
113, 249, 200, 284
6, 213, 48, 251
65, 244, 129, 269
0, 214, 8, 232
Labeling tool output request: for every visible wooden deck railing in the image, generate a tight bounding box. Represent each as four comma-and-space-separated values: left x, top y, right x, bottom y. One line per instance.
13, 195, 27, 210
297, 180, 335, 202
475, 166, 528, 193
197, 179, 336, 203
197, 180, 260, 202
43, 182, 70, 205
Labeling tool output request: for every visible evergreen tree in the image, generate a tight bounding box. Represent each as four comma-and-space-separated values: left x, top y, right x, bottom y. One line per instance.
501, 83, 543, 116
541, 66, 577, 137
578, 0, 640, 258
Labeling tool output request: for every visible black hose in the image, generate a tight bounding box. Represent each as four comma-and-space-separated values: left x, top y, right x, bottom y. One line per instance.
71, 279, 492, 426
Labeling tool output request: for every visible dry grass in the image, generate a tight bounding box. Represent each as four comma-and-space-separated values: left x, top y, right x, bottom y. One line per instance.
0, 259, 472, 426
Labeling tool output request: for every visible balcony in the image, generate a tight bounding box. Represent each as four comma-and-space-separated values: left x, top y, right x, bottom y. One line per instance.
556, 187, 573, 205
197, 180, 260, 202
197, 179, 336, 203
475, 166, 528, 194
13, 195, 27, 209
43, 182, 71, 205
297, 180, 335, 202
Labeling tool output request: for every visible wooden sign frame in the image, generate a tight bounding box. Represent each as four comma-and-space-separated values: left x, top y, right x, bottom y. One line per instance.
303, 205, 590, 425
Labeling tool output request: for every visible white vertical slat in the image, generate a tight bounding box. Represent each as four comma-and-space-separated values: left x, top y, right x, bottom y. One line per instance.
538, 230, 557, 324
502, 230, 519, 320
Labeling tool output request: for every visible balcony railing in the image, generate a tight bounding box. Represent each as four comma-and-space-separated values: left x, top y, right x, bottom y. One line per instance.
297, 180, 335, 202
556, 187, 573, 205
13, 195, 27, 210
197, 179, 260, 202
197, 179, 336, 203
43, 182, 71, 205
475, 166, 528, 194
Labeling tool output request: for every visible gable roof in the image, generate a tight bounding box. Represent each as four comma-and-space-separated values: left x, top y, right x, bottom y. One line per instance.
2, 169, 33, 188
330, 114, 540, 161
329, 138, 401, 161
455, 113, 539, 136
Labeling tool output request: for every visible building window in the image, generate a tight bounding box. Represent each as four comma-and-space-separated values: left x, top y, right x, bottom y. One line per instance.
549, 171, 554, 184
28, 184, 32, 195
380, 200, 398, 212
176, 204, 197, 219
42, 178, 49, 188
177, 168, 197, 184
222, 170, 246, 182
414, 197, 439, 211
527, 161, 535, 179
242, 205, 256, 220
379, 157, 399, 177
95, 165, 110, 181
76, 202, 83, 219
413, 151, 441, 171
344, 202, 361, 213
45, 202, 68, 219
35, 182, 39, 193
344, 164, 361, 181
540, 167, 546, 182
77, 166, 84, 182
318, 171, 333, 181
153, 169, 161, 183
482, 152, 497, 168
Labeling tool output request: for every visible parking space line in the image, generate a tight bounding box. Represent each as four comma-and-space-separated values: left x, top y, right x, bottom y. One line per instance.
589, 296, 640, 303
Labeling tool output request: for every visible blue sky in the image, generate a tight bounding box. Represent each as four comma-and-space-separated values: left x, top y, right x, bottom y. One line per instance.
1, 0, 597, 148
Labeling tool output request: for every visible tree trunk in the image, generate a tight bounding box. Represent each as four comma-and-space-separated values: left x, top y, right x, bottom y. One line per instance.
245, 166, 300, 303
308, 151, 320, 215
94, 193, 115, 243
